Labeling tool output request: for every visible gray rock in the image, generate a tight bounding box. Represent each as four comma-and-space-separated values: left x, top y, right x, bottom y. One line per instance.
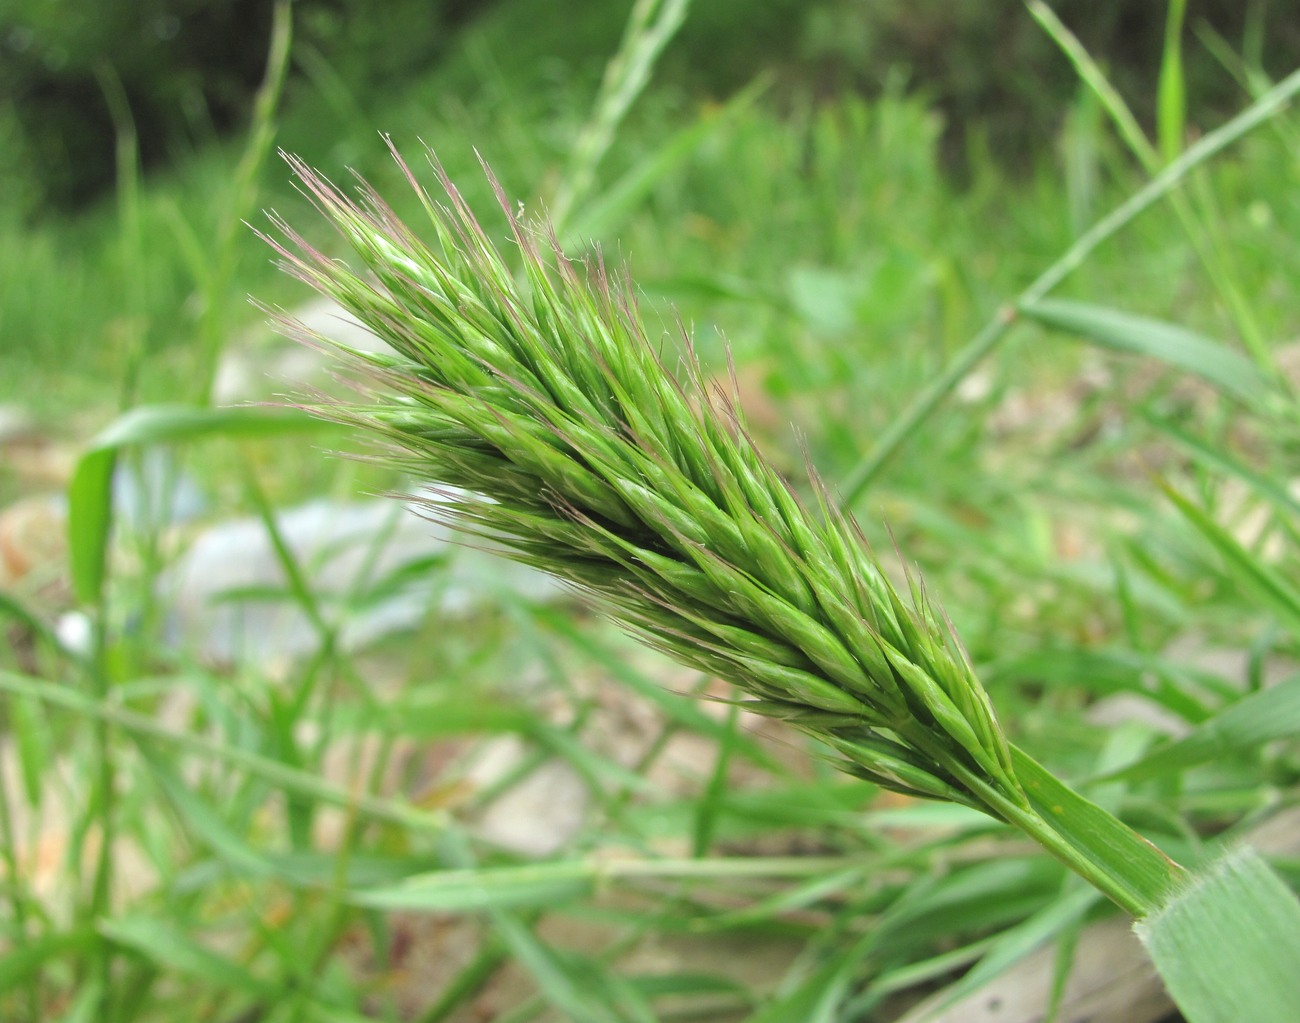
161, 495, 560, 667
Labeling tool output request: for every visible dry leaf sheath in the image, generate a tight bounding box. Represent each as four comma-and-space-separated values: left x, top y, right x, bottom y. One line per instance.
263, 145, 1185, 916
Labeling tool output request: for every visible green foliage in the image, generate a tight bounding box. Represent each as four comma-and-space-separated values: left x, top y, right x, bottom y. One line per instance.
2, 1, 1300, 1020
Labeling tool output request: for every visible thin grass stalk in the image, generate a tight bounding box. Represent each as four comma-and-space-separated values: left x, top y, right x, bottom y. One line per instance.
1028, 0, 1275, 377
194, 0, 293, 405
83, 617, 115, 1016
546, 0, 693, 236
838, 61, 1300, 501
262, 145, 1188, 915
0, 729, 39, 1020
94, 63, 146, 410
0, 670, 447, 836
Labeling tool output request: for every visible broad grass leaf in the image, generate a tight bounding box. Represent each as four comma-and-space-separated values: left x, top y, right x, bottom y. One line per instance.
68, 403, 326, 604
1094, 674, 1300, 784
1019, 298, 1266, 401
1137, 847, 1300, 1023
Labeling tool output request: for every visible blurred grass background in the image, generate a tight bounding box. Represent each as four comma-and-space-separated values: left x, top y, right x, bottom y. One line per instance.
2, 2, 1300, 1021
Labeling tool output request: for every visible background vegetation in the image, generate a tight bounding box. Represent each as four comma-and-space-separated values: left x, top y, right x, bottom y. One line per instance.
1, 1, 1299, 1020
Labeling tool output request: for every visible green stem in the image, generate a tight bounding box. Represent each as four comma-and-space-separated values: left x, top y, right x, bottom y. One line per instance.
838, 64, 1300, 505
892, 720, 1186, 916
195, 0, 292, 405
86, 613, 116, 1017
0, 669, 446, 836
0, 714, 39, 1021
960, 747, 1189, 917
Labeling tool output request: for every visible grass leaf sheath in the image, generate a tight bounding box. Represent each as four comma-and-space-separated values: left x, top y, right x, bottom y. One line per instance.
263, 145, 1186, 915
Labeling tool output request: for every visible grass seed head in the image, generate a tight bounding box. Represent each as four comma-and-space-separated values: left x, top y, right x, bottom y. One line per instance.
266, 144, 1026, 817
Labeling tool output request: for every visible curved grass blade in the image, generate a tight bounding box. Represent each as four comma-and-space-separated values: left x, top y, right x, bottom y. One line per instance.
1019, 298, 1267, 402
548, 0, 694, 235
67, 403, 326, 605
571, 77, 767, 241
1144, 412, 1300, 521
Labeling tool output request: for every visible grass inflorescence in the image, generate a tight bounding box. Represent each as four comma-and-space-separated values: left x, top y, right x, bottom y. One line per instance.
265, 143, 1024, 821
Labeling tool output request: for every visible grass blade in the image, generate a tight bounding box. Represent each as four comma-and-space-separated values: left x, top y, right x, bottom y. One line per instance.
137, 745, 279, 879
0, 668, 446, 835
839, 64, 1300, 500
571, 77, 767, 241
488, 912, 617, 1023
1158, 0, 1189, 162
0, 929, 95, 995
923, 885, 1099, 1015
1094, 674, 1300, 785
350, 855, 857, 913
1160, 481, 1300, 636
1019, 298, 1267, 401
1136, 847, 1300, 1023
1028, 1, 1154, 166
1144, 412, 1300, 520
548, 0, 694, 235
100, 914, 278, 998
1006, 748, 1185, 914
741, 932, 872, 1023
67, 403, 325, 604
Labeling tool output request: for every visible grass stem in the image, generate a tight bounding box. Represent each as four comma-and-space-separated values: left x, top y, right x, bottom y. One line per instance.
838, 63, 1300, 504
